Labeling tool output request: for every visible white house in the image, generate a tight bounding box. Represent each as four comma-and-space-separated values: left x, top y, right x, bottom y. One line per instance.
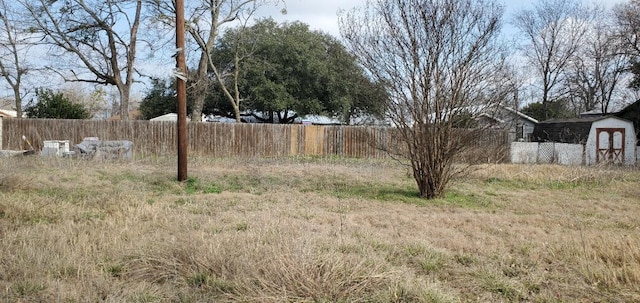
476, 105, 539, 142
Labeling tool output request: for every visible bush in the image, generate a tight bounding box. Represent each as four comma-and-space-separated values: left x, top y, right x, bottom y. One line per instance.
25, 88, 91, 119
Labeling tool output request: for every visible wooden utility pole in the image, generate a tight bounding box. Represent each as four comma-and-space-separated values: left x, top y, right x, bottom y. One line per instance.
175, 0, 188, 181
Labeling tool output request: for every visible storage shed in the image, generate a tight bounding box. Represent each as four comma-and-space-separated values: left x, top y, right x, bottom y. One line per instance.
532, 116, 637, 165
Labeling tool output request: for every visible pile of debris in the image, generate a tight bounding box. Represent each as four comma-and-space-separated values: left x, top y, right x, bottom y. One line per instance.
75, 138, 133, 160
1, 136, 133, 160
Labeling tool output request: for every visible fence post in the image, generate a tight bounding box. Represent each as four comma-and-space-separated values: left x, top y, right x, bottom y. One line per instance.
0, 116, 3, 150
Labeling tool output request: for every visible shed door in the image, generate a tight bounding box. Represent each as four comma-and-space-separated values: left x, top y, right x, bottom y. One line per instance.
596, 128, 625, 164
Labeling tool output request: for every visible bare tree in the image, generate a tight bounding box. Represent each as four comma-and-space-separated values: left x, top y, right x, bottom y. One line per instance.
149, 0, 281, 122
0, 0, 38, 118
614, 0, 640, 56
565, 6, 627, 115
201, 6, 265, 122
513, 0, 590, 120
614, 0, 640, 93
20, 0, 143, 121
60, 83, 110, 119
340, 0, 509, 199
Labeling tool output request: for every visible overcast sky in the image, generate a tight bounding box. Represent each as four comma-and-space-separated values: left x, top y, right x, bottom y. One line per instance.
133, 0, 625, 95
261, 0, 623, 39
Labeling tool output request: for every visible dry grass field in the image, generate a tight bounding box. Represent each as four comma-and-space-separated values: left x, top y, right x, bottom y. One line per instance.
0, 155, 639, 302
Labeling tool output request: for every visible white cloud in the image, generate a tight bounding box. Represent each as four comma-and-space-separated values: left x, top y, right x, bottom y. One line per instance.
257, 0, 363, 37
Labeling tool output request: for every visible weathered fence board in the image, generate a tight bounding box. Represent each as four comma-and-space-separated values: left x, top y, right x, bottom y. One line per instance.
1, 119, 508, 159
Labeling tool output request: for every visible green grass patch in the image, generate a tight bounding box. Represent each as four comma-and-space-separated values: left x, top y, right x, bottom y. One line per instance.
214, 174, 286, 193
105, 264, 124, 278
118, 171, 148, 183
184, 177, 222, 195
129, 291, 161, 303
433, 190, 495, 209
186, 272, 235, 293
320, 181, 426, 205
11, 280, 46, 296
484, 176, 608, 191
386, 244, 449, 275
484, 177, 530, 189
453, 253, 476, 266
477, 271, 524, 301
419, 251, 448, 275
235, 222, 249, 232
104, 171, 182, 195
84, 212, 106, 220
15, 210, 61, 225
311, 178, 501, 209
174, 198, 194, 206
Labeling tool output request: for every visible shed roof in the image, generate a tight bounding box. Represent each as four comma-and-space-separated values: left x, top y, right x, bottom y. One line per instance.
531, 116, 631, 144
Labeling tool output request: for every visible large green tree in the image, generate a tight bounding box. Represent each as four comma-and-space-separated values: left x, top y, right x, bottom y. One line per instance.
139, 77, 212, 120
147, 0, 281, 122
139, 76, 235, 120
209, 19, 387, 124
139, 78, 178, 120
24, 88, 91, 119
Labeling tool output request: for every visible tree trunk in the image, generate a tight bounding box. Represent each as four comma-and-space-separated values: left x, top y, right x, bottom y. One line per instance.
119, 84, 131, 121
190, 51, 210, 122
13, 86, 22, 119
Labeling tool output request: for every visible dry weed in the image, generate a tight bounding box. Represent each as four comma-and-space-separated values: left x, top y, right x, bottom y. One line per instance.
0, 157, 639, 302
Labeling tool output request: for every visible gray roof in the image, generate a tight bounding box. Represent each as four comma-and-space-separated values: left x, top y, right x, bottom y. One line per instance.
531, 116, 607, 144
616, 100, 640, 142
501, 106, 539, 124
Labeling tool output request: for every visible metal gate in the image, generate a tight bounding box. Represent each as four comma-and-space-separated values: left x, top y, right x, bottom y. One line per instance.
596, 128, 625, 164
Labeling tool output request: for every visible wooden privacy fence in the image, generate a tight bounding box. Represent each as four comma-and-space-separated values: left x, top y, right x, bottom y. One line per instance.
1, 118, 509, 159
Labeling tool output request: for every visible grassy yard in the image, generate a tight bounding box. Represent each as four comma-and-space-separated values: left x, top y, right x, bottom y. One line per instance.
0, 156, 639, 302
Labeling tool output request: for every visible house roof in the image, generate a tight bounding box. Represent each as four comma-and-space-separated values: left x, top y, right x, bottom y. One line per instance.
149, 113, 192, 122
580, 108, 605, 118
0, 109, 18, 118
150, 113, 178, 121
297, 115, 342, 125
426, 103, 538, 125
617, 99, 640, 115
616, 100, 640, 141
500, 106, 539, 124
616, 99, 640, 125
532, 116, 631, 144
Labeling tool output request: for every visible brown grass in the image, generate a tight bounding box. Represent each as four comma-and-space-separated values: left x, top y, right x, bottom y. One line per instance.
0, 156, 639, 302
